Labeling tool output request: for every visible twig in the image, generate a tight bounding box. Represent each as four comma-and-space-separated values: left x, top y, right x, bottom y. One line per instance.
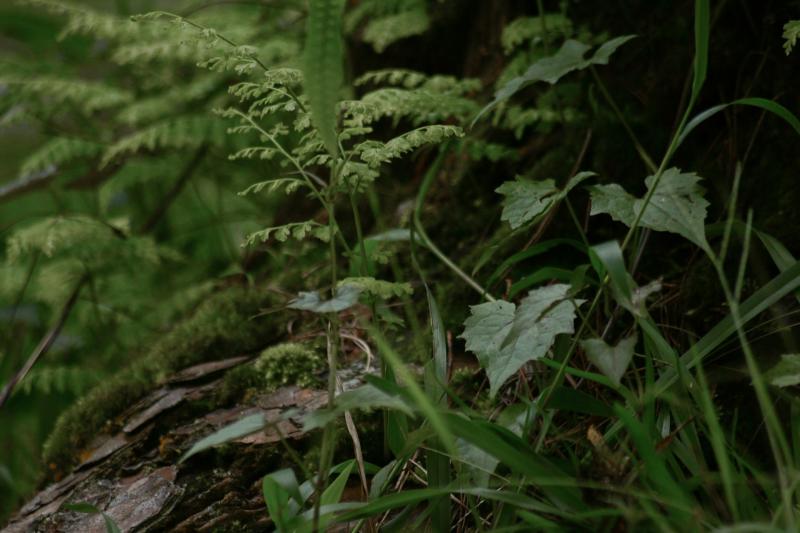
0, 275, 88, 408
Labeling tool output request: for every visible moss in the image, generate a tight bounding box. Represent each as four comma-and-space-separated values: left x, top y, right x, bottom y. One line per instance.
255, 342, 325, 389
42, 286, 286, 473
214, 342, 325, 406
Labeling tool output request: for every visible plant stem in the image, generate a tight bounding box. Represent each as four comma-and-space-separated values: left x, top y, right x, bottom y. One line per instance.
413, 147, 495, 302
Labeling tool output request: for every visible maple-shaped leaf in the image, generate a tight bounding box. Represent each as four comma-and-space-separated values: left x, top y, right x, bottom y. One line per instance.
461, 284, 582, 397
589, 168, 709, 250
496, 171, 594, 229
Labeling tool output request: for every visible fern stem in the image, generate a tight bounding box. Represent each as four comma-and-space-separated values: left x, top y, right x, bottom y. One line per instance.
232, 110, 351, 252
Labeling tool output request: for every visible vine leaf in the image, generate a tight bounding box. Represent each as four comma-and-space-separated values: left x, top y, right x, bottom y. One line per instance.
461, 284, 582, 397
581, 334, 637, 386
473, 35, 635, 124
497, 171, 594, 229
589, 168, 710, 250
304, 0, 345, 157
764, 354, 800, 387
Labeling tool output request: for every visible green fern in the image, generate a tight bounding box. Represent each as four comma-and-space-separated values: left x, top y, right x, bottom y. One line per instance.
304, 0, 346, 158
501, 15, 574, 54
357, 125, 464, 167
101, 116, 226, 167
0, 76, 133, 115
244, 221, 332, 246
784, 20, 800, 55
18, 138, 104, 179
18, 366, 102, 397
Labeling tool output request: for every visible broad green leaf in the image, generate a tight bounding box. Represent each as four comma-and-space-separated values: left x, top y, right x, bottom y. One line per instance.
262, 469, 301, 531
180, 413, 265, 462
581, 335, 637, 386
287, 284, 362, 313
764, 354, 800, 387
473, 36, 635, 124
496, 171, 594, 229
460, 300, 517, 366
321, 460, 354, 506
587, 184, 636, 226
304, 0, 345, 157
589, 168, 709, 250
461, 284, 582, 397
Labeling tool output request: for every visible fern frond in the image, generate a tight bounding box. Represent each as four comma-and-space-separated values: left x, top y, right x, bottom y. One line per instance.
501, 15, 574, 54
1, 76, 133, 115
17, 0, 144, 41
244, 221, 332, 246
342, 89, 478, 127
98, 157, 182, 212
340, 161, 380, 188
118, 76, 223, 126
18, 138, 104, 179
101, 116, 226, 166
7, 216, 175, 271
304, 0, 345, 158
357, 125, 464, 167
238, 177, 307, 196
7, 216, 126, 262
18, 366, 101, 397
784, 20, 800, 55
355, 69, 481, 95
362, 9, 430, 53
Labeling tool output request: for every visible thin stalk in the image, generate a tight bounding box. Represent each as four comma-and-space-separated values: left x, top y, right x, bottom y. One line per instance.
711, 256, 795, 528
413, 148, 495, 302
313, 158, 344, 532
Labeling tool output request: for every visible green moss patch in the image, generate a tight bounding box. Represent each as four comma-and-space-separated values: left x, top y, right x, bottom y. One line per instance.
42, 287, 285, 473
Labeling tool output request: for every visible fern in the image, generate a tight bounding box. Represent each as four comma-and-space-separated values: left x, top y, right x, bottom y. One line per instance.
304, 0, 346, 157
0, 76, 133, 115
238, 177, 307, 196
18, 366, 101, 397
101, 116, 226, 167
357, 125, 464, 167
17, 0, 144, 41
244, 221, 332, 246
18, 138, 104, 179
363, 10, 430, 53
345, 0, 429, 52
501, 15, 574, 54
784, 20, 800, 55
6, 216, 174, 270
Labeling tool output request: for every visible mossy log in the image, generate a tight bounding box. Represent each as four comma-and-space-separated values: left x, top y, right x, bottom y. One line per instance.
2, 352, 371, 532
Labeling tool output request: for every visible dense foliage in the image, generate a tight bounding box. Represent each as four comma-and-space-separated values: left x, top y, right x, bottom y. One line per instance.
2, 0, 800, 530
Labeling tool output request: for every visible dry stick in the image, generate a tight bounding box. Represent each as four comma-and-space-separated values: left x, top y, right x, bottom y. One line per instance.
0, 148, 209, 409
0, 275, 88, 409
